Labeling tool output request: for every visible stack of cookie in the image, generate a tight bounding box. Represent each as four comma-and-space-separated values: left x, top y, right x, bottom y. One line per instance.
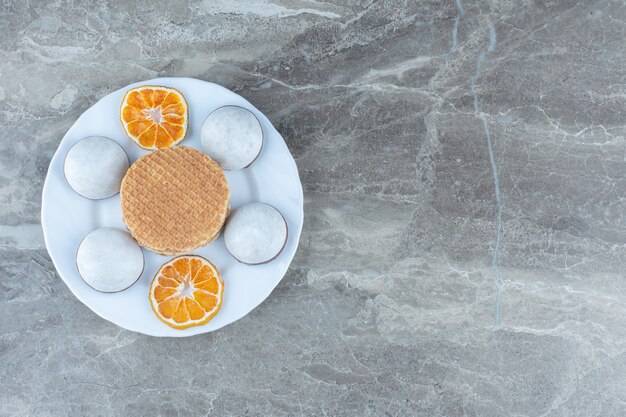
121, 146, 230, 255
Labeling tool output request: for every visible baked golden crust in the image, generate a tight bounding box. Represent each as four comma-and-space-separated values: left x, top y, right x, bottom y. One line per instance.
120, 146, 230, 255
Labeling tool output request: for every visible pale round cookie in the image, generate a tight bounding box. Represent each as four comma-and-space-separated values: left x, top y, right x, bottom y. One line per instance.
224, 203, 288, 265
201, 106, 263, 170
77, 228, 144, 292
64, 136, 129, 199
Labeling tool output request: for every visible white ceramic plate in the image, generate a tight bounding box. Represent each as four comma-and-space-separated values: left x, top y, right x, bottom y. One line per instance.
41, 77, 303, 337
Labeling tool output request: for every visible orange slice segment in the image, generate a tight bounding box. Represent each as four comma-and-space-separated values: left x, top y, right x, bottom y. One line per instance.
149, 255, 223, 330
120, 85, 188, 150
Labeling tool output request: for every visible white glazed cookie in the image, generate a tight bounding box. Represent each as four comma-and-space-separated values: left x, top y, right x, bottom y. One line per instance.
77, 228, 144, 292
224, 203, 287, 264
64, 136, 129, 199
201, 106, 263, 170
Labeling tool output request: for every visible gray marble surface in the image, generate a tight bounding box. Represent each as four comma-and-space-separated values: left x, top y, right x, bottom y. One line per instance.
1, 1, 626, 416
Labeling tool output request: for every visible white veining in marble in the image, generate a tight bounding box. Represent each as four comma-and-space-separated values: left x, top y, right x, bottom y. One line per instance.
1, 1, 626, 416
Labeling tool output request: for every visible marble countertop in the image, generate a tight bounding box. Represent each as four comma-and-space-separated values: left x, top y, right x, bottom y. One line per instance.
2, 1, 625, 416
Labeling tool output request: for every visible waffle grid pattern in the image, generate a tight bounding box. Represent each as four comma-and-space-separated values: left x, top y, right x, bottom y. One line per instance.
121, 147, 230, 255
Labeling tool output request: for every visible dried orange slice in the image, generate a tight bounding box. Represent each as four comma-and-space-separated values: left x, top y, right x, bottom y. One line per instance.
149, 255, 224, 330
120, 85, 188, 150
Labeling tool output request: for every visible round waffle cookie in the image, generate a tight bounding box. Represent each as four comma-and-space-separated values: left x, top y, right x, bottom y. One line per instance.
120, 146, 230, 255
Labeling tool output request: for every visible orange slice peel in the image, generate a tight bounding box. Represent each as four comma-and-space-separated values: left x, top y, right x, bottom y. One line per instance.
149, 255, 224, 330
120, 85, 188, 150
